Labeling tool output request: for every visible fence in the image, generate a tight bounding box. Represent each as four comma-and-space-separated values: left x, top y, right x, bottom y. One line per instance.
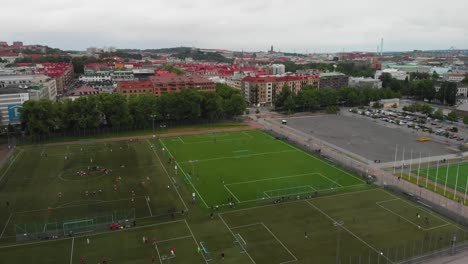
14, 209, 135, 242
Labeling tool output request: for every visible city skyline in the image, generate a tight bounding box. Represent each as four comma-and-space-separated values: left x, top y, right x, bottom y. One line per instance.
1, 0, 467, 52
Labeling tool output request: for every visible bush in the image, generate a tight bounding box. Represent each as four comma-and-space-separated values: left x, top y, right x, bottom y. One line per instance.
326, 105, 339, 114
255, 108, 260, 114
391, 103, 398, 108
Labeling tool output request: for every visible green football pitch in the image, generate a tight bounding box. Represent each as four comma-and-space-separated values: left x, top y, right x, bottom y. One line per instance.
0, 130, 467, 263
411, 162, 468, 194
159, 130, 368, 207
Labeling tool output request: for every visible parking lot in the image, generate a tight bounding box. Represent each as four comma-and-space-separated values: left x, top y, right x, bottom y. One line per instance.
281, 114, 457, 163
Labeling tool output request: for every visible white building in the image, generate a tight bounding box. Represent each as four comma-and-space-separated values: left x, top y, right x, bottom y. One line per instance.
374, 69, 409, 81
79, 74, 112, 83
0, 90, 29, 125
272, 64, 286, 75
349, 77, 382, 89
0, 74, 56, 100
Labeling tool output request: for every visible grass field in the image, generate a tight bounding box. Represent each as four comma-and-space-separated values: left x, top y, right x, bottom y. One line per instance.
0, 139, 185, 241
1, 130, 468, 263
159, 130, 368, 208
410, 162, 468, 194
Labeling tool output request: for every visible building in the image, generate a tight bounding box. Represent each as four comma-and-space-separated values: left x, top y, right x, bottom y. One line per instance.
150, 76, 216, 97
383, 63, 432, 73
0, 52, 22, 63
374, 69, 409, 81
241, 75, 319, 106
68, 85, 101, 100
443, 73, 466, 83
35, 63, 74, 95
380, 98, 400, 108
0, 89, 29, 125
272, 64, 286, 75
12, 41, 23, 48
0, 74, 57, 100
117, 81, 154, 97
348, 77, 382, 89
79, 74, 112, 83
318, 72, 349, 90
111, 70, 134, 82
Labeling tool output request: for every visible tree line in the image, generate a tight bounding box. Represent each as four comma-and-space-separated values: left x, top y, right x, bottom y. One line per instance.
274, 85, 400, 114
379, 72, 459, 105
19, 84, 246, 137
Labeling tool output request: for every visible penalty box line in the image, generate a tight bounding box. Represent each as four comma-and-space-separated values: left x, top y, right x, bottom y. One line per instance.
306, 200, 394, 264
376, 199, 451, 231
158, 139, 209, 209
178, 149, 297, 164
224, 221, 298, 263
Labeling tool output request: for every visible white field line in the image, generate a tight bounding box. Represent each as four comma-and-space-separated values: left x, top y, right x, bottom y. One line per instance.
277, 140, 366, 184
69, 237, 74, 264
159, 139, 209, 208
176, 136, 251, 145
183, 219, 209, 264
263, 185, 316, 198
148, 140, 188, 211
376, 201, 449, 231
55, 196, 145, 209
0, 150, 22, 183
224, 185, 241, 203
242, 131, 253, 138
156, 235, 193, 244
230, 222, 262, 230
383, 191, 465, 231
376, 198, 450, 230
218, 214, 256, 264
225, 173, 321, 186
317, 173, 343, 187
231, 183, 369, 204
0, 213, 13, 239
219, 188, 378, 216
306, 200, 394, 264
233, 150, 249, 153
177, 137, 185, 144
145, 196, 153, 217
155, 243, 163, 264
178, 149, 297, 164
0, 219, 187, 250
261, 222, 298, 263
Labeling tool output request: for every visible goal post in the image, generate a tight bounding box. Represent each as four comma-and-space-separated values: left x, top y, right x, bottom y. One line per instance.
63, 219, 95, 235
234, 233, 247, 253
199, 241, 212, 261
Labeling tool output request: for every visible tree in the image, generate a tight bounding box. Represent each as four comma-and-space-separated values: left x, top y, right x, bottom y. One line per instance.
283, 96, 296, 114
318, 87, 338, 106
223, 94, 246, 117
372, 102, 383, 109
464, 116, 468, 125
380, 73, 393, 88
98, 93, 132, 127
201, 92, 223, 120
433, 108, 444, 120
432, 71, 440, 80
447, 111, 458, 122
436, 82, 457, 105
274, 85, 292, 110
392, 103, 398, 108
420, 104, 433, 115
19, 99, 58, 136
461, 76, 468, 85
128, 94, 159, 127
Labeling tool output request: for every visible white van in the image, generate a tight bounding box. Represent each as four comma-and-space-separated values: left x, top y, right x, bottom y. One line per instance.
282, 120, 287, 125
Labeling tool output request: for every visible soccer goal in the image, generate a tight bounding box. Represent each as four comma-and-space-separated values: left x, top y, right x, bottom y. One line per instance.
63, 219, 95, 235
199, 241, 213, 261
234, 233, 247, 253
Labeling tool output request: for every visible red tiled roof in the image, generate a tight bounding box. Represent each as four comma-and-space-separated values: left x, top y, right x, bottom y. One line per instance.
0, 52, 18, 57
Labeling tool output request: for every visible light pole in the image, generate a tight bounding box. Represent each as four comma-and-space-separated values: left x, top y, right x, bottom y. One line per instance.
334, 220, 344, 264
4, 127, 10, 149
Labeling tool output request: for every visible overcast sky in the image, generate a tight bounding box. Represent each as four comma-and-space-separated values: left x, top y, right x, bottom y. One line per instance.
1, 0, 467, 53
